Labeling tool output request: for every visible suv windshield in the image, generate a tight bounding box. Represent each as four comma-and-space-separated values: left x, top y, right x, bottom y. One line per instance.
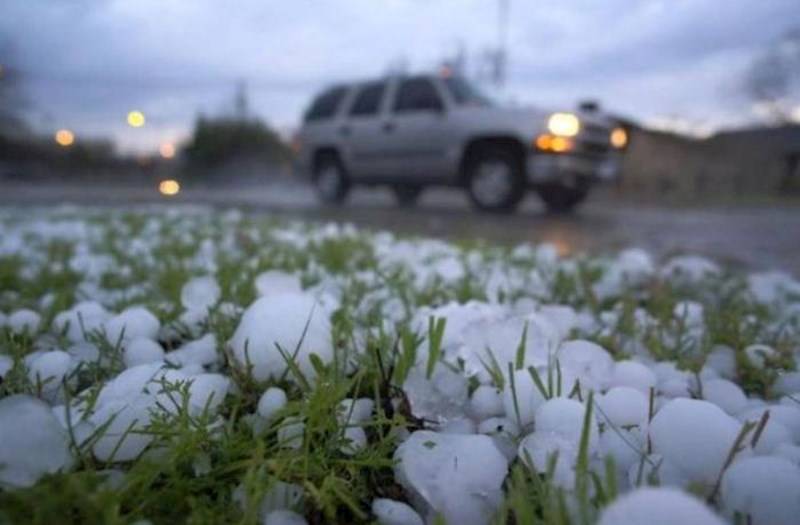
304, 86, 347, 122
443, 76, 493, 106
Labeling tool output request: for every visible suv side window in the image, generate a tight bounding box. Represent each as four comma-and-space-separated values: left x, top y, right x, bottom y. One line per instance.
349, 81, 386, 117
304, 86, 347, 122
392, 77, 443, 113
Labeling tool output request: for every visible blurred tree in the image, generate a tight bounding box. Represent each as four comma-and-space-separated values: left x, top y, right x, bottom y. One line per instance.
182, 114, 291, 167
0, 35, 122, 174
0, 37, 28, 135
182, 81, 291, 170
744, 27, 800, 123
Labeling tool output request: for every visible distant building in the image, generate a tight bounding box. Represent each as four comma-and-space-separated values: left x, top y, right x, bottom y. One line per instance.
616, 124, 800, 199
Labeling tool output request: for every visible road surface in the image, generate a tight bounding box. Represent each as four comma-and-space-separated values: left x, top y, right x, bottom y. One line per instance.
1, 179, 799, 274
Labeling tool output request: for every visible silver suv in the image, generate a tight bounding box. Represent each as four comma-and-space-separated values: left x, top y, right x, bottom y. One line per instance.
296, 73, 627, 212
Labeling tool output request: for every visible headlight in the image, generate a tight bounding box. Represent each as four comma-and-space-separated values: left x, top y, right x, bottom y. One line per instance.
547, 112, 580, 137
610, 127, 628, 148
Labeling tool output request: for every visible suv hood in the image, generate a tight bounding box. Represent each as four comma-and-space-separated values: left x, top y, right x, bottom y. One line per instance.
456, 104, 549, 122
452, 103, 615, 138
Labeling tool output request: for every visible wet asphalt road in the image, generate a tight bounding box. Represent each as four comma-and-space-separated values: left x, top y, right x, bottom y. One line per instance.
1, 180, 799, 274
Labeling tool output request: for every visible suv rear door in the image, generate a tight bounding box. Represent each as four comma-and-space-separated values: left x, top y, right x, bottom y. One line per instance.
384, 76, 452, 179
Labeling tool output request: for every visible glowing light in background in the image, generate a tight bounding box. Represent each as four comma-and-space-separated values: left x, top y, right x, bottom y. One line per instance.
290, 134, 302, 155
127, 110, 146, 128
159, 142, 176, 159
54, 129, 75, 147
158, 179, 180, 196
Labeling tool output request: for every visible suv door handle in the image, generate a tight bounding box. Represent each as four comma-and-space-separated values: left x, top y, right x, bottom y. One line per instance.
339, 125, 351, 136
382, 122, 395, 133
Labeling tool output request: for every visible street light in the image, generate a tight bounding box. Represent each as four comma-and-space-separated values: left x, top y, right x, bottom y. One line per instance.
54, 129, 75, 147
159, 142, 176, 159
158, 179, 180, 196
127, 110, 146, 128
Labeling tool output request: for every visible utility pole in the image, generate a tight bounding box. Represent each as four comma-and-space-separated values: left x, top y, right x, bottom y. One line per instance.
234, 80, 248, 121
494, 0, 509, 87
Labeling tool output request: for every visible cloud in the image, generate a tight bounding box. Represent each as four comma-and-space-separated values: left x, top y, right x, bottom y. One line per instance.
1, 0, 797, 151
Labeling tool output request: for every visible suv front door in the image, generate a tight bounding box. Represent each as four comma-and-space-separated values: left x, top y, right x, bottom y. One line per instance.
340, 80, 396, 179
384, 76, 451, 180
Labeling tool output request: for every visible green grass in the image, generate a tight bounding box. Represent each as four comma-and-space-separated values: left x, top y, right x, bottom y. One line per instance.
0, 207, 797, 524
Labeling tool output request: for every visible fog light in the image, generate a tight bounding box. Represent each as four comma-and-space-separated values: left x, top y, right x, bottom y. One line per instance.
535, 134, 553, 150
550, 136, 572, 152
535, 134, 573, 153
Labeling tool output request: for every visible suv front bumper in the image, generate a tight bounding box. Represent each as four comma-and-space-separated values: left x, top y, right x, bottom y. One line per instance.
527, 151, 620, 185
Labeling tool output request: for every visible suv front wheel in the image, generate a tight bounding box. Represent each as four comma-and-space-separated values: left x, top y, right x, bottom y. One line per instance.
465, 146, 525, 213
313, 153, 350, 204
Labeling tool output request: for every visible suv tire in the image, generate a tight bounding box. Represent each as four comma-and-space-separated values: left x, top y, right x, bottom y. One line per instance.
392, 185, 423, 207
465, 146, 525, 213
537, 181, 589, 213
313, 152, 350, 204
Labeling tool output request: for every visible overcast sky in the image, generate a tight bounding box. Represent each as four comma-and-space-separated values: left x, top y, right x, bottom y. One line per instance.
2, 0, 798, 152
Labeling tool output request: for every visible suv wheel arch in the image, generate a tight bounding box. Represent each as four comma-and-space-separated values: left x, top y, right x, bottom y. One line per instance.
458, 137, 526, 186
461, 138, 526, 213
312, 148, 350, 204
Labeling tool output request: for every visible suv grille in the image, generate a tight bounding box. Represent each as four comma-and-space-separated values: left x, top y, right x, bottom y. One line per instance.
578, 122, 611, 156
580, 141, 611, 155
583, 123, 607, 134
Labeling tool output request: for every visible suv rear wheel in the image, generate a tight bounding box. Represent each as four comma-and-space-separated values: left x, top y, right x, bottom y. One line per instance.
537, 181, 589, 213
313, 152, 349, 204
465, 146, 525, 213
392, 185, 423, 207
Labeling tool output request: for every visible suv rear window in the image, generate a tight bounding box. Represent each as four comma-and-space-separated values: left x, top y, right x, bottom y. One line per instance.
392, 77, 443, 113
304, 87, 347, 122
349, 81, 386, 117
